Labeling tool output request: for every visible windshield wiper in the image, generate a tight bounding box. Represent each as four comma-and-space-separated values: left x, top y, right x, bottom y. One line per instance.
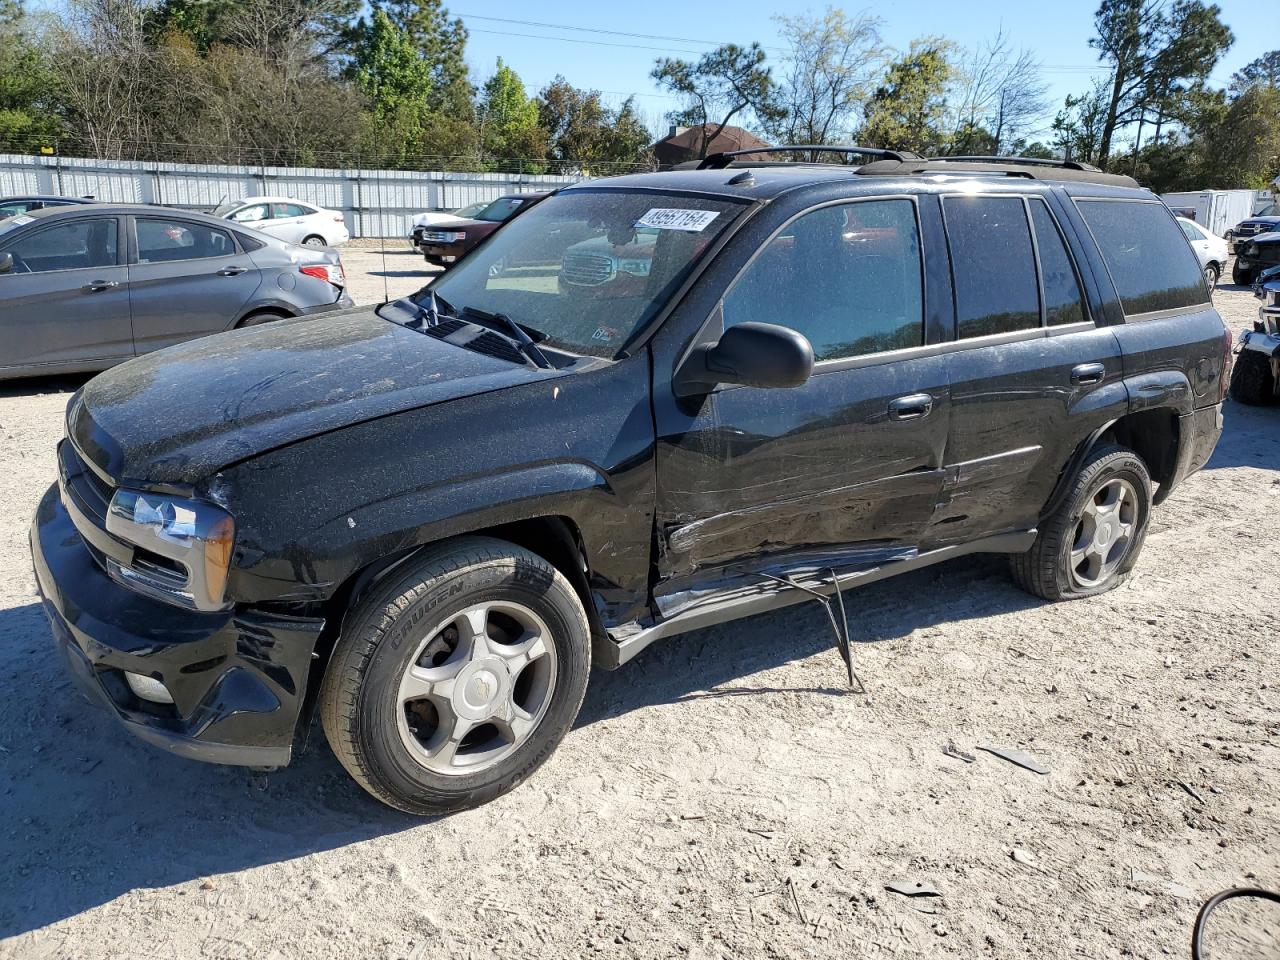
461, 305, 552, 369
402, 288, 452, 328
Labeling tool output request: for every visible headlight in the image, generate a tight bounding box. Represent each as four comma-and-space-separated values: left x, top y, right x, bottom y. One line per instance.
105, 490, 235, 611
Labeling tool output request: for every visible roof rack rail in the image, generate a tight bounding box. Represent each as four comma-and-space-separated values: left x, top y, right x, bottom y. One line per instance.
927, 155, 1103, 172
697, 144, 921, 170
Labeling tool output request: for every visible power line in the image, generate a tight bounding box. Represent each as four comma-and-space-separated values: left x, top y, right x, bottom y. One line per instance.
467, 27, 711, 56
457, 12, 785, 53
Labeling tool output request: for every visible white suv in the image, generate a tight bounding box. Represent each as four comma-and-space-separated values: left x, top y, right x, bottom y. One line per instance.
213, 196, 350, 248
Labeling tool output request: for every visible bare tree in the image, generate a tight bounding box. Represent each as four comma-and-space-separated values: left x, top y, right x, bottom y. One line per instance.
768, 8, 886, 145
948, 29, 1050, 155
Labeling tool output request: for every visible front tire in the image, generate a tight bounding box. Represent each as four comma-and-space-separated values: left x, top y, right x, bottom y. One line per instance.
1204, 262, 1220, 292
1232, 260, 1254, 286
1229, 350, 1276, 405
1011, 444, 1152, 601
319, 537, 591, 815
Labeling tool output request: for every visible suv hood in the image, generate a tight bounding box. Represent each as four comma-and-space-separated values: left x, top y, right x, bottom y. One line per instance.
69, 308, 559, 486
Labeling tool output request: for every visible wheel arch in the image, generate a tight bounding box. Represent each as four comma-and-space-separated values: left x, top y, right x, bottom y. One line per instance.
1041, 406, 1183, 520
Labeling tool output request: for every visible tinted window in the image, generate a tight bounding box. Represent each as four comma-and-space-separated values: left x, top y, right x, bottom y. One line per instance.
1077, 199, 1208, 314
0, 218, 117, 273
1029, 199, 1086, 326
723, 199, 924, 361
945, 196, 1040, 339
137, 218, 235, 262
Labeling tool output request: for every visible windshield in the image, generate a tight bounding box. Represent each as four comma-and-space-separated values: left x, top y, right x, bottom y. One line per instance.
422, 189, 747, 358
212, 201, 239, 217
1256, 202, 1279, 218
474, 196, 536, 223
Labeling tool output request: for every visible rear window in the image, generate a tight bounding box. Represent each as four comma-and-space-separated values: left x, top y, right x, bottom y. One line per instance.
1077, 199, 1208, 315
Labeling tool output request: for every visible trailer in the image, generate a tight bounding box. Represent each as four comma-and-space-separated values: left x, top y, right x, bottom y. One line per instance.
1160, 189, 1267, 237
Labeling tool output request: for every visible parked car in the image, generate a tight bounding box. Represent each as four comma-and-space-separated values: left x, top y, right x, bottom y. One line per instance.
1228, 201, 1280, 282
212, 196, 349, 248
33, 151, 1229, 816
1176, 216, 1230, 289
1230, 264, 1280, 404
1232, 225, 1280, 287
408, 201, 489, 252
0, 203, 352, 379
1, 195, 96, 219
418, 191, 550, 267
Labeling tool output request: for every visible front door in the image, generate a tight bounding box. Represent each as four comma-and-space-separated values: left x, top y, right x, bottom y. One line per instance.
0, 216, 132, 372
652, 196, 950, 609
127, 215, 263, 353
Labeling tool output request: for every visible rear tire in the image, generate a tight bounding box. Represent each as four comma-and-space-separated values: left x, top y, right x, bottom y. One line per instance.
1229, 351, 1276, 405
1010, 444, 1152, 602
319, 537, 591, 815
302, 235, 326, 248
237, 309, 289, 327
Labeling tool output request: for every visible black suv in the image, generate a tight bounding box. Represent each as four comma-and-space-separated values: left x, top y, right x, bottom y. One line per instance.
32, 148, 1229, 814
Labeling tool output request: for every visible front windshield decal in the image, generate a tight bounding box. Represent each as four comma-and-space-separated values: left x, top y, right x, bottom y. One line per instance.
8, 215, 34, 226
636, 208, 720, 232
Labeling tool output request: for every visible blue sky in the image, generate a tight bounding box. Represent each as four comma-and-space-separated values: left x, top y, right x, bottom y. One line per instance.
458, 0, 1276, 140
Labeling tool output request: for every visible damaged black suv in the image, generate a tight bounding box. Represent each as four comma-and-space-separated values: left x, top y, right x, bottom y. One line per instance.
32, 148, 1229, 814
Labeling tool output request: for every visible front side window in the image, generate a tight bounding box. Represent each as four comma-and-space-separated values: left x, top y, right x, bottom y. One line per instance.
423, 189, 746, 358
137, 218, 235, 263
944, 196, 1040, 339
1077, 199, 1208, 315
0, 218, 117, 273
230, 204, 268, 224
722, 198, 924, 362
475, 197, 530, 223
1028, 199, 1087, 326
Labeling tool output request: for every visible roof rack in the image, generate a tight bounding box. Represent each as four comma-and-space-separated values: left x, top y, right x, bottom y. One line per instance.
927, 155, 1104, 172
697, 144, 921, 170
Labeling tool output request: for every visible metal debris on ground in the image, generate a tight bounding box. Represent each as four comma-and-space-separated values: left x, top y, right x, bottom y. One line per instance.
942, 742, 976, 763
885, 879, 942, 898
1178, 780, 1207, 805
976, 744, 1050, 775
756, 568, 866, 693
1010, 848, 1036, 866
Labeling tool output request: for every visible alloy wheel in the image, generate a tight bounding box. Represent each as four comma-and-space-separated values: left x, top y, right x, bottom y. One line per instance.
1069, 478, 1138, 588
396, 601, 558, 776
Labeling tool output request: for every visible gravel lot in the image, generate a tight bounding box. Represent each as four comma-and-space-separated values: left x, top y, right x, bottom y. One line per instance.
341, 240, 441, 306
0, 266, 1276, 960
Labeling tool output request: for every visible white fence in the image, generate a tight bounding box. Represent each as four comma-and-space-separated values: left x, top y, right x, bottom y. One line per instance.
0, 154, 585, 238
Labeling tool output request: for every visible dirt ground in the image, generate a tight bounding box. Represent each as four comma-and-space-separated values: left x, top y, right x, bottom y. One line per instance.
0, 270, 1276, 960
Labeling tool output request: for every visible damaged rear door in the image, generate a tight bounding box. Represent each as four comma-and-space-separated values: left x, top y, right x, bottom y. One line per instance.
652, 196, 950, 609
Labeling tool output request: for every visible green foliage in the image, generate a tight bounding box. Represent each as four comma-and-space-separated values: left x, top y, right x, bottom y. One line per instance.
0, 0, 63, 149
651, 43, 779, 159
1052, 79, 1110, 164
1230, 50, 1280, 94
536, 77, 651, 170
478, 58, 546, 172
371, 0, 470, 115
860, 40, 954, 155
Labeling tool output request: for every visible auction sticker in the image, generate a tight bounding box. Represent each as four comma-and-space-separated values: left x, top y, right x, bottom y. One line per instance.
636, 208, 719, 232
9, 215, 34, 226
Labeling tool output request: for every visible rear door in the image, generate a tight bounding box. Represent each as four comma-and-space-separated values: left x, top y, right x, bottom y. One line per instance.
0, 215, 132, 372
127, 214, 262, 353
262, 202, 312, 245
652, 195, 952, 606
930, 192, 1126, 545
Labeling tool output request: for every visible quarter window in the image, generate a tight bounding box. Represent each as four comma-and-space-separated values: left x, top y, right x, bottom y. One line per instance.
944, 196, 1040, 339
1077, 199, 1208, 315
137, 218, 235, 263
723, 199, 924, 362
0, 218, 117, 273
1028, 199, 1086, 326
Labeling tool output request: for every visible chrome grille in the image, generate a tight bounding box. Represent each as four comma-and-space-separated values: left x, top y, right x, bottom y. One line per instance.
423, 230, 461, 243
561, 253, 615, 286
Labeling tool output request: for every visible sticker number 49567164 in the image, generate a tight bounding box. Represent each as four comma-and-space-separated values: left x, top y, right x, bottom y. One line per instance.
635, 208, 720, 232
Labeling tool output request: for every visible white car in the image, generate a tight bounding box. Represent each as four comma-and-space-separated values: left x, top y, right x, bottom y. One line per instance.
1177, 216, 1230, 289
213, 196, 349, 248
408, 201, 489, 251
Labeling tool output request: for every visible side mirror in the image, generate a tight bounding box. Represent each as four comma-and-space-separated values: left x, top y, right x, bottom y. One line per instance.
674, 321, 814, 398
0, 252, 12, 275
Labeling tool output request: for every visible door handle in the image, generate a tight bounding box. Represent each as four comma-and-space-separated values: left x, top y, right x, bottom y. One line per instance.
83, 280, 118, 292
1070, 362, 1106, 385
888, 393, 934, 421
217, 265, 248, 276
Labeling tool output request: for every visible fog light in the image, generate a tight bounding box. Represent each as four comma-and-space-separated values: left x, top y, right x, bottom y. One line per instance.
125, 671, 174, 704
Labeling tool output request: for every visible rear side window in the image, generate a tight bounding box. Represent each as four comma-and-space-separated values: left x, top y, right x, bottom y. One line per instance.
723, 198, 925, 361
137, 218, 235, 263
1028, 199, 1086, 326
1077, 199, 1208, 315
943, 197, 1040, 339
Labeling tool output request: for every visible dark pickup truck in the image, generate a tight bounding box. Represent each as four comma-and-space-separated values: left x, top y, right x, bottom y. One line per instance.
32, 149, 1228, 814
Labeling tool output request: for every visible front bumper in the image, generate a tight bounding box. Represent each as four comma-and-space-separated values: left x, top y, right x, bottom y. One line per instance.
30, 483, 324, 766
